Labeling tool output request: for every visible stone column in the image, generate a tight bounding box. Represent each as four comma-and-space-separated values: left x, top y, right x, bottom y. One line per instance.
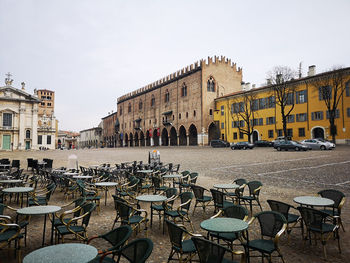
18, 103, 26, 150
32, 105, 38, 150
186, 134, 189, 146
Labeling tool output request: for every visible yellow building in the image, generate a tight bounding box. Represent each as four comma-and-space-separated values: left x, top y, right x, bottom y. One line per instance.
214, 67, 350, 144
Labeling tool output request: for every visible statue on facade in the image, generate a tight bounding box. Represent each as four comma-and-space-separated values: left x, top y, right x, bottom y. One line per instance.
5, 72, 13, 86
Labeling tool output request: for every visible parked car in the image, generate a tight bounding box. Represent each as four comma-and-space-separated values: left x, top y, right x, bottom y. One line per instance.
254, 140, 273, 147
210, 139, 230, 148
300, 139, 335, 150
272, 136, 292, 146
274, 140, 311, 151
231, 141, 255, 150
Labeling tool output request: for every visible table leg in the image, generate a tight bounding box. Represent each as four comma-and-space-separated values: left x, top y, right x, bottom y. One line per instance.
150, 202, 153, 227
42, 214, 47, 247
50, 213, 54, 245
105, 187, 107, 206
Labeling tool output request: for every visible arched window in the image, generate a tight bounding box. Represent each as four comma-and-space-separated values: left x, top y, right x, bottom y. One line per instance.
179, 113, 181, 120
165, 89, 170, 103
151, 95, 155, 107
119, 107, 123, 115
207, 76, 215, 92
26, 130, 31, 139
128, 103, 132, 113
139, 100, 143, 110
181, 83, 187, 97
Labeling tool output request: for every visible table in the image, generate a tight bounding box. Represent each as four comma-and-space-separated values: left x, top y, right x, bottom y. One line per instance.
136, 194, 167, 227
2, 187, 34, 207
0, 179, 22, 184
293, 196, 334, 207
53, 169, 66, 173
95, 182, 118, 206
23, 243, 98, 263
162, 174, 182, 188
17, 205, 61, 246
138, 170, 154, 174
73, 175, 93, 180
0, 164, 11, 171
64, 172, 79, 176
214, 183, 239, 190
200, 217, 249, 234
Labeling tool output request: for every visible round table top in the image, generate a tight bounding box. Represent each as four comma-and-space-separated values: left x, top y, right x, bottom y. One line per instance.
53, 169, 66, 173
138, 170, 154, 173
214, 183, 239, 189
0, 179, 22, 184
200, 217, 249, 233
2, 187, 34, 193
294, 196, 334, 207
0, 164, 11, 167
64, 172, 79, 176
73, 176, 93, 179
17, 205, 61, 215
23, 243, 98, 263
136, 194, 167, 202
163, 174, 182, 179
95, 182, 118, 187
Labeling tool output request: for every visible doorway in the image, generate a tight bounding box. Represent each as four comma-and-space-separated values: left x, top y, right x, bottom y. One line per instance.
2, 135, 11, 150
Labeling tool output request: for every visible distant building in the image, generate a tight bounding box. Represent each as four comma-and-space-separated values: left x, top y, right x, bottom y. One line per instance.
79, 122, 103, 148
102, 111, 118, 147
57, 130, 79, 149
115, 56, 242, 147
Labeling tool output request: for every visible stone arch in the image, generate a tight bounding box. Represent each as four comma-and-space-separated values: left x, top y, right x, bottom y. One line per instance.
124, 133, 128, 147
119, 134, 123, 147
129, 133, 134, 147
252, 130, 259, 142
153, 129, 159, 146
134, 132, 139, 146
161, 128, 169, 146
170, 127, 177, 146
208, 122, 220, 145
140, 131, 145, 146
146, 130, 151, 146
179, 125, 187, 146
188, 124, 198, 146
311, 126, 325, 139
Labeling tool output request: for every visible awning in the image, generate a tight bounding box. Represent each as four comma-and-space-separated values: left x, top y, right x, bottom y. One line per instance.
162, 110, 173, 115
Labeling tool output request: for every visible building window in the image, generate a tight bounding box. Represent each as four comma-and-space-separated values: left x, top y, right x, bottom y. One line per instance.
151, 95, 155, 107
186, 112, 188, 118
207, 76, 215, 92
165, 90, 170, 103
181, 83, 187, 97
231, 103, 236, 114
47, 135, 51, 144
326, 109, 340, 119
268, 96, 275, 108
266, 117, 276, 125
258, 98, 266, 109
286, 93, 294, 105
173, 115, 175, 120
38, 135, 42, 145
47, 103, 52, 106
221, 106, 224, 116
233, 132, 237, 139
239, 102, 245, 112
179, 113, 181, 120
287, 128, 293, 137
346, 82, 350, 97
296, 113, 307, 122
251, 100, 258, 111
239, 120, 245, 127
287, 115, 295, 123
233, 121, 238, 128
347, 108, 350, 117
268, 130, 274, 138
239, 132, 244, 139
277, 129, 283, 137
296, 90, 307, 104
209, 109, 213, 115
2, 113, 12, 127
128, 103, 131, 113
259, 118, 263, 126
311, 111, 324, 120
221, 122, 224, 129
299, 128, 305, 137
119, 107, 123, 115
319, 86, 332, 100
26, 130, 30, 139
193, 110, 196, 117
139, 100, 143, 110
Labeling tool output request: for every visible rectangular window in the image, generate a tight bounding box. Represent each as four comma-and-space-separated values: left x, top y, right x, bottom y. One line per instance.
311, 111, 324, 120
239, 132, 244, 139
268, 130, 274, 138
346, 83, 350, 97
47, 135, 51, 144
239, 102, 245, 112
239, 120, 245, 127
233, 132, 238, 139
326, 109, 340, 119
286, 93, 294, 105
296, 90, 308, 104
347, 108, 350, 117
259, 118, 263, 126
268, 96, 275, 108
298, 128, 305, 137
38, 135, 42, 145
296, 113, 307, 122
221, 106, 224, 116
266, 116, 275, 125
2, 113, 12, 127
221, 122, 224, 129
287, 128, 293, 137
277, 129, 283, 137
319, 86, 332, 100
287, 115, 295, 123
251, 100, 258, 111
258, 98, 266, 109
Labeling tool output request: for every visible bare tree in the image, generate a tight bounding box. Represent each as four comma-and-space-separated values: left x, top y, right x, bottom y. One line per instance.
231, 92, 257, 143
267, 66, 297, 138
311, 67, 348, 143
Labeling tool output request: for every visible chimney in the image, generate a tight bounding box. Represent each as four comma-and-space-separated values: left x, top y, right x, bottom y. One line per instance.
308, 65, 316, 76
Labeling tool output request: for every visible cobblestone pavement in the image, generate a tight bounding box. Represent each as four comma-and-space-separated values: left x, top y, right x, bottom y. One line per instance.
1, 146, 350, 262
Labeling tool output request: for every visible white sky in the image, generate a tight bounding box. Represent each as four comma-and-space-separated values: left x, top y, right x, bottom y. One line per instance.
1, 0, 349, 131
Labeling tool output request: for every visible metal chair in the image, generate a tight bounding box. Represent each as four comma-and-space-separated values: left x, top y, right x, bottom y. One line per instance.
151, 188, 177, 229
114, 238, 153, 263
190, 185, 212, 214
210, 188, 234, 213
237, 181, 263, 215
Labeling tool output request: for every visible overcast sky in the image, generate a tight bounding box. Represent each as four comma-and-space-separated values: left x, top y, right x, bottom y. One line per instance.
1, 0, 349, 132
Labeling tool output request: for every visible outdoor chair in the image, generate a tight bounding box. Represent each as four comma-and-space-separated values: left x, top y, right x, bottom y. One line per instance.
209, 204, 248, 252
77, 180, 101, 213
28, 182, 56, 206
55, 202, 96, 243
113, 238, 153, 263
174, 170, 190, 189
0, 218, 23, 261
179, 172, 198, 193
267, 199, 301, 241
226, 179, 247, 202
88, 225, 132, 263
244, 211, 287, 263
190, 185, 212, 214
318, 189, 346, 231
297, 206, 341, 259
210, 188, 234, 213
237, 181, 263, 215
52, 197, 86, 228
26, 158, 33, 171
151, 187, 177, 229
165, 219, 201, 263
163, 191, 194, 233
11, 160, 20, 170
116, 177, 140, 200
192, 236, 245, 263
152, 175, 168, 194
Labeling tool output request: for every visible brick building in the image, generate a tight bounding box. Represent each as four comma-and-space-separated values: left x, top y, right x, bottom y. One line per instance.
115, 56, 242, 146
102, 111, 118, 147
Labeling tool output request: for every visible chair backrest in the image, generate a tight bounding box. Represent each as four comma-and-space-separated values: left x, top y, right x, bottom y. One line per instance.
0, 203, 5, 215
179, 192, 193, 211
191, 185, 204, 199
189, 172, 198, 184
103, 225, 132, 249
165, 219, 185, 249
11, 160, 20, 168
115, 200, 133, 221
151, 176, 161, 188
210, 188, 225, 206
267, 200, 292, 220
191, 237, 227, 263
181, 170, 190, 177
247, 181, 262, 196
318, 189, 345, 209
165, 188, 178, 198
81, 202, 96, 227
297, 206, 328, 231
255, 211, 286, 238
73, 197, 86, 217
119, 238, 153, 263
223, 204, 248, 220
234, 178, 247, 186
27, 158, 33, 168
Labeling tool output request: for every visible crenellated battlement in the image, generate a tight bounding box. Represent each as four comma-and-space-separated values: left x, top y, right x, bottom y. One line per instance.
117, 56, 241, 103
